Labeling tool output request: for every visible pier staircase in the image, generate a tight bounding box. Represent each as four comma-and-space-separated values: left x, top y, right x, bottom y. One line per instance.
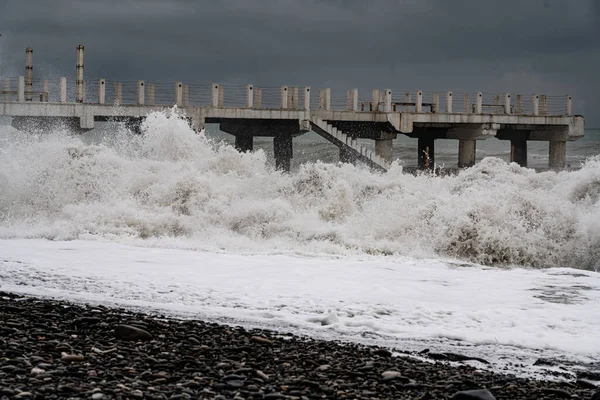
309, 117, 391, 172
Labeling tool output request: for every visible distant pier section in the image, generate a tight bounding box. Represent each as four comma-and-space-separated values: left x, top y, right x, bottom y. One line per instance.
0, 45, 585, 172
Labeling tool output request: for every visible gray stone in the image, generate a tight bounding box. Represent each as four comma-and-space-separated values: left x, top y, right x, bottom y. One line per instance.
451, 389, 496, 400
114, 324, 153, 341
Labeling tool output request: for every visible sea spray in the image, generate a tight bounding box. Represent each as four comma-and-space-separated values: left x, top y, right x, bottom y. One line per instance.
0, 110, 599, 269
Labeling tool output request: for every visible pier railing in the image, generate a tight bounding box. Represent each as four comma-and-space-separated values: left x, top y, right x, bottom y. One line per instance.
0, 76, 574, 117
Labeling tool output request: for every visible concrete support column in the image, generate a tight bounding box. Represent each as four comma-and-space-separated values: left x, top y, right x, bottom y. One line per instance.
280, 86, 288, 109
418, 137, 435, 170
235, 135, 253, 153
549, 141, 566, 170
211, 84, 219, 107
416, 90, 423, 113
433, 93, 440, 113
60, 77, 67, 103
446, 92, 453, 113
510, 138, 528, 167
246, 84, 254, 108
566, 95, 572, 116
18, 76, 25, 102
458, 139, 476, 168
303, 87, 310, 110
274, 135, 293, 172
464, 94, 470, 113
75, 45, 84, 103
115, 82, 122, 105
504, 93, 511, 114
147, 83, 155, 106
137, 80, 145, 105
183, 84, 189, 107
372, 89, 380, 111
375, 138, 393, 163
3, 79, 10, 102
255, 88, 262, 109
25, 48, 33, 101
175, 82, 183, 106
384, 89, 392, 112
476, 92, 483, 114
41, 80, 48, 102
532, 94, 539, 116
98, 79, 106, 104
516, 95, 523, 114
347, 88, 358, 111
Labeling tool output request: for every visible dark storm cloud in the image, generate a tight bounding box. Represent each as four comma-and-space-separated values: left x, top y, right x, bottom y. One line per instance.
0, 0, 598, 124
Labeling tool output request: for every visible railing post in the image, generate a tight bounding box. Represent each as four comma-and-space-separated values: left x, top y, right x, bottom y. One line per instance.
464, 94, 470, 113
183, 84, 189, 107
246, 84, 254, 108
25, 47, 33, 101
137, 80, 145, 105
540, 95, 548, 115
218, 85, 224, 107
404, 92, 411, 111
98, 79, 105, 104
2, 79, 9, 102
504, 93, 511, 114
371, 89, 380, 111
415, 90, 423, 113
433, 93, 440, 113
115, 82, 122, 105
516, 95, 523, 114
289, 86, 298, 109
384, 89, 392, 112
75, 45, 84, 103
476, 92, 483, 114
60, 77, 67, 103
18, 76, 25, 102
304, 87, 311, 111
349, 88, 358, 111
532, 94, 539, 116
280, 86, 288, 109
211, 84, 220, 107
325, 88, 331, 111
255, 87, 262, 109
446, 91, 453, 113
566, 95, 572, 116
41, 80, 48, 102
147, 83, 155, 106
175, 82, 183, 106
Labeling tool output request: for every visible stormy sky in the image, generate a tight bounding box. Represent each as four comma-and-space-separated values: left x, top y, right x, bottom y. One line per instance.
0, 0, 598, 125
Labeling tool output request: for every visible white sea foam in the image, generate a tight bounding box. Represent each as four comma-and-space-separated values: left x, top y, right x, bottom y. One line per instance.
0, 110, 599, 270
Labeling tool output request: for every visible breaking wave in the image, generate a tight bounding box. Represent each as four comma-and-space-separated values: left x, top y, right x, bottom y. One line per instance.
1, 110, 599, 270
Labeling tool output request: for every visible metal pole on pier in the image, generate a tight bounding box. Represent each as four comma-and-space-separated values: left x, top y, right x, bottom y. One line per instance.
25, 47, 33, 101
76, 45, 84, 103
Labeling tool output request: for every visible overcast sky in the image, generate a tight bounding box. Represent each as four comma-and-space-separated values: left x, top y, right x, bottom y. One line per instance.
0, 0, 598, 125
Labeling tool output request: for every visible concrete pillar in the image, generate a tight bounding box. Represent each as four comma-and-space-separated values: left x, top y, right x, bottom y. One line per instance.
60, 77, 67, 103
218, 85, 224, 107
347, 89, 358, 111
75, 45, 84, 103
540, 95, 548, 115
532, 94, 539, 116
384, 89, 392, 112
416, 90, 423, 113
372, 89, 380, 111
458, 139, 476, 168
289, 86, 298, 109
303, 87, 310, 110
147, 83, 155, 106
98, 79, 106, 104
504, 93, 511, 114
476, 92, 483, 114
464, 94, 470, 113
255, 87, 262, 109
274, 135, 293, 172
446, 92, 453, 113
375, 139, 393, 163
235, 135, 253, 153
516, 95, 523, 114
510, 138, 528, 167
418, 137, 435, 170
25, 48, 33, 101
18, 76, 25, 102
324, 88, 331, 111
115, 82, 122, 105
549, 141, 566, 169
183, 84, 189, 107
175, 82, 183, 106
41, 80, 48, 101
137, 80, 145, 105
566, 95, 572, 116
3, 79, 9, 102
280, 86, 288, 109
246, 84, 254, 108
211, 84, 219, 107
433, 93, 440, 113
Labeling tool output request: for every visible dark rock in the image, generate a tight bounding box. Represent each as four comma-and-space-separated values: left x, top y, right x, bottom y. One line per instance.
114, 324, 153, 341
591, 391, 600, 400
577, 379, 597, 389
374, 348, 392, 357
450, 389, 496, 400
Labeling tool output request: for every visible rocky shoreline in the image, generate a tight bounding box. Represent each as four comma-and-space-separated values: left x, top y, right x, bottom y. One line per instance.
0, 291, 598, 400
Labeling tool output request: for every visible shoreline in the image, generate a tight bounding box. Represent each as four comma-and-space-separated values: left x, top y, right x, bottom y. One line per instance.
1, 291, 598, 399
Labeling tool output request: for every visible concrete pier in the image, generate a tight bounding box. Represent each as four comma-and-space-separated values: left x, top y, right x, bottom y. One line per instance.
0, 45, 586, 173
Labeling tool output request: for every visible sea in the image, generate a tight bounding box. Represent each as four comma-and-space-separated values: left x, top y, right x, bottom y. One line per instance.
0, 112, 599, 380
